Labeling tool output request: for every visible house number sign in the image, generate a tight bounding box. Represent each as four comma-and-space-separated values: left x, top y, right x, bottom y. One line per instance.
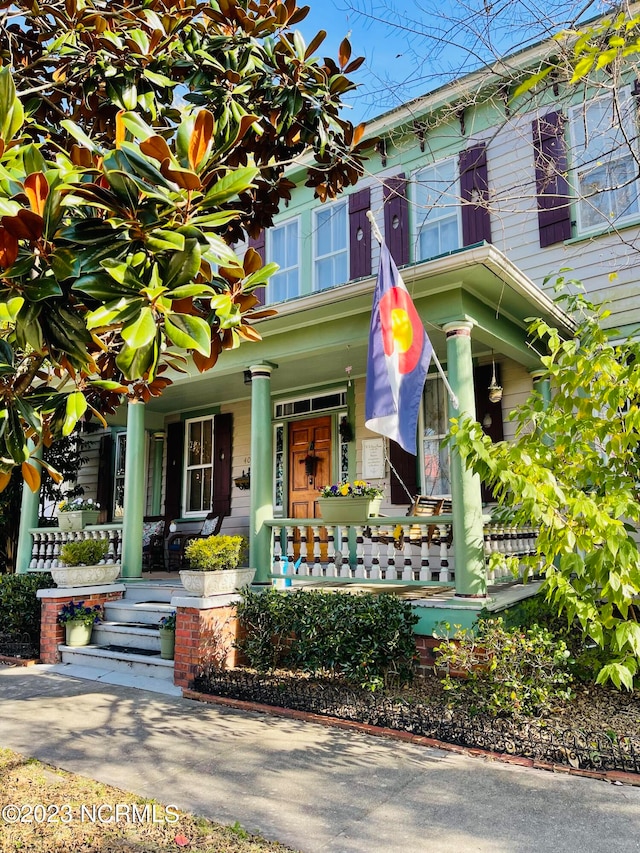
362, 438, 385, 480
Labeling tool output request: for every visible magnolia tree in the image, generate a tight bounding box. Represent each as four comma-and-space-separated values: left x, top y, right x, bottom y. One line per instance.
451, 282, 640, 689
0, 0, 368, 492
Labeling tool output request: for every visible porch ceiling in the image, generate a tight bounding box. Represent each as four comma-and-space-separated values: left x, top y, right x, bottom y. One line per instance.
146, 243, 573, 417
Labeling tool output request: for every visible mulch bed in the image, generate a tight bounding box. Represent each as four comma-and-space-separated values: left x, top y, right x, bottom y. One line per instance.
193, 668, 640, 775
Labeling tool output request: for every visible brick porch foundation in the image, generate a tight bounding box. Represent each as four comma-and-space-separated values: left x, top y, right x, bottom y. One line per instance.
37, 585, 125, 664
173, 599, 245, 689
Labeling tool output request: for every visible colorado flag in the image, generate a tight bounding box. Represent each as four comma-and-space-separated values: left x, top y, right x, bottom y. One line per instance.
365, 243, 432, 454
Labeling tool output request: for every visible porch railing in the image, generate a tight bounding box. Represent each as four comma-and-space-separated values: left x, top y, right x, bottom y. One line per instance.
266, 516, 539, 585
27, 524, 123, 571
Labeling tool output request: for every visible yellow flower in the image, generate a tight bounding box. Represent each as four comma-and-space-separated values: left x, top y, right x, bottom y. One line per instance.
339, 484, 349, 496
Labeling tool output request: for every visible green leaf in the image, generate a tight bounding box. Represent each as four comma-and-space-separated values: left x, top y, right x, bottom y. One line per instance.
164, 313, 211, 355
0, 296, 24, 324
121, 306, 157, 348
62, 391, 88, 437
60, 119, 102, 154
203, 167, 259, 206
164, 239, 201, 290
116, 339, 158, 380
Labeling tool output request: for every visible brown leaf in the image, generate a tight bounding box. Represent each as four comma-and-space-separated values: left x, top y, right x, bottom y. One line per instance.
115, 110, 126, 149
0, 228, 19, 269
338, 37, 351, 69
160, 160, 202, 191
24, 173, 49, 216
305, 30, 326, 59
238, 323, 262, 342
243, 246, 262, 276
189, 109, 214, 171
0, 470, 12, 493
140, 135, 173, 163
2, 210, 44, 241
21, 460, 41, 492
193, 337, 221, 372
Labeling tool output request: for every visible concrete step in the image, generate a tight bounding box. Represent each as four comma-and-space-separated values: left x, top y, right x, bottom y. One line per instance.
47, 663, 181, 696
104, 600, 174, 626
92, 622, 161, 652
59, 644, 174, 681
122, 581, 183, 604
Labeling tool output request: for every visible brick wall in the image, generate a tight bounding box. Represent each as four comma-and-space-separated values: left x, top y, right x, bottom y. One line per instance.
40, 590, 124, 664
414, 635, 441, 677
174, 604, 245, 689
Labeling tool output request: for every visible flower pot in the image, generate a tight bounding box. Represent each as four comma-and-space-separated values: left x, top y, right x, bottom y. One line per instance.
50, 564, 120, 588
57, 510, 100, 531
317, 496, 382, 525
64, 620, 93, 647
179, 567, 256, 596
158, 627, 175, 660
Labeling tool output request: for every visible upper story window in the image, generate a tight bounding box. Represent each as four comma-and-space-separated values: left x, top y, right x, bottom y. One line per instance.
314, 200, 348, 289
184, 416, 214, 515
267, 218, 299, 303
414, 158, 461, 261
570, 92, 640, 233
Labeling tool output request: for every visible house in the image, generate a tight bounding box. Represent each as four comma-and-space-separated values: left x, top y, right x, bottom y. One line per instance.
17, 28, 640, 635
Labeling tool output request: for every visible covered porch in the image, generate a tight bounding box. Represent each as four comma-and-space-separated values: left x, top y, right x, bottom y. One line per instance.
16, 243, 572, 628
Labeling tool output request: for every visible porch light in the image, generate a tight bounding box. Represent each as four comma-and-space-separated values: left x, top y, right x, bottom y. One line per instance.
234, 469, 251, 490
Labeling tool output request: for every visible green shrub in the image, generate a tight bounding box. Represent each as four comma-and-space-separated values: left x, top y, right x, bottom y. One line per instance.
0, 573, 56, 645
435, 617, 574, 717
184, 535, 246, 571
59, 538, 109, 566
236, 588, 419, 690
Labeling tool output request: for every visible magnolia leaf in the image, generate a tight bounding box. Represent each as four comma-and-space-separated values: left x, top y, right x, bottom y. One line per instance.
121, 306, 157, 348
62, 391, 88, 437
189, 109, 214, 171
203, 167, 259, 206
140, 134, 173, 162
0, 296, 24, 324
116, 339, 158, 380
164, 312, 211, 355
164, 239, 202, 290
60, 119, 102, 153
21, 460, 41, 492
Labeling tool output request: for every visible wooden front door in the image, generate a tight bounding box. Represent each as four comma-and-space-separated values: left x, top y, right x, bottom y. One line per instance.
288, 416, 332, 521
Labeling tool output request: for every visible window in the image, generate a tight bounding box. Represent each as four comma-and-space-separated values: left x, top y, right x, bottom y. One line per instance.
570, 92, 640, 233
267, 219, 299, 303
414, 158, 460, 261
184, 416, 214, 514
314, 201, 348, 289
421, 376, 450, 496
113, 432, 126, 518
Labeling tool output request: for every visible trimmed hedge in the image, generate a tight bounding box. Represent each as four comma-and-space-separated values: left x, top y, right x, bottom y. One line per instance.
0, 573, 56, 649
235, 588, 418, 690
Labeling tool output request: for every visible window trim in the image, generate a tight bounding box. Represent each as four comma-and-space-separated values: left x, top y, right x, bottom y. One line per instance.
313, 199, 349, 291
266, 216, 301, 304
569, 89, 640, 237
182, 414, 215, 517
412, 155, 462, 263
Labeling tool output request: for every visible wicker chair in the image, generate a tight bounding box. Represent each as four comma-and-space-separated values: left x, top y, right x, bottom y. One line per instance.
166, 512, 225, 570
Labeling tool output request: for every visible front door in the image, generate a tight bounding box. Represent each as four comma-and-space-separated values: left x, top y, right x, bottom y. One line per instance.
288, 416, 332, 521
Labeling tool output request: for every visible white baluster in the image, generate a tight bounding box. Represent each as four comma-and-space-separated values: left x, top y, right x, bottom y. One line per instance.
312, 525, 323, 576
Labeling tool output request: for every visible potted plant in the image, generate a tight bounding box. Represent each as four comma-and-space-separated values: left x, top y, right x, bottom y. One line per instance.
180, 535, 253, 596
57, 600, 101, 647
57, 498, 100, 531
158, 611, 176, 660
51, 538, 120, 588
317, 481, 384, 524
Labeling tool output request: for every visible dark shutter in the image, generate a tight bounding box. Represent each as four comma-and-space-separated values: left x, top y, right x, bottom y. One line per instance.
532, 111, 571, 247
248, 230, 266, 305
383, 175, 409, 267
459, 143, 492, 245
349, 188, 371, 279
212, 413, 233, 517
165, 421, 184, 521
389, 440, 418, 506
96, 433, 114, 523
473, 363, 504, 503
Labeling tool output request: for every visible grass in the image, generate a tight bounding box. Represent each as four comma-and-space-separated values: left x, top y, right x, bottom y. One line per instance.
0, 748, 297, 853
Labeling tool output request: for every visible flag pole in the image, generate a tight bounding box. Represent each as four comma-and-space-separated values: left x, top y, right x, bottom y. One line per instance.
366, 211, 459, 410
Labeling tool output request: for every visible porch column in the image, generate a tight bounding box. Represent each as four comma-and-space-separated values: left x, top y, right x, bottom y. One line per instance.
16, 443, 43, 574
531, 370, 551, 407
249, 363, 274, 585
444, 321, 487, 599
121, 400, 146, 578
150, 432, 165, 516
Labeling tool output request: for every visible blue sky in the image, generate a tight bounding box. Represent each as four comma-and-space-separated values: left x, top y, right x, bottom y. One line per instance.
297, 0, 594, 123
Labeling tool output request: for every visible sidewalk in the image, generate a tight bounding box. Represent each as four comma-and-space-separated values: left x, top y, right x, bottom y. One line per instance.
1, 665, 639, 853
